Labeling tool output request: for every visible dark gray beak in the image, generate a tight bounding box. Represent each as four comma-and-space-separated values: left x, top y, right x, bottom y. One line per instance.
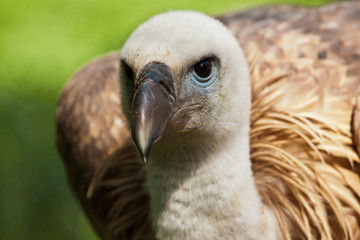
131, 62, 175, 163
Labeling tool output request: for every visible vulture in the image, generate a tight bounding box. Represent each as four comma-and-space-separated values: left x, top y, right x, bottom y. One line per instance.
56, 1, 360, 240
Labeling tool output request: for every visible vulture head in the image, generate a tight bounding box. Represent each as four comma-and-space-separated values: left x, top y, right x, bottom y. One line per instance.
119, 11, 251, 162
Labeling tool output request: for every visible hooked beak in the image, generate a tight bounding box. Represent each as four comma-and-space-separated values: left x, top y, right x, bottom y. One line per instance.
131, 62, 175, 163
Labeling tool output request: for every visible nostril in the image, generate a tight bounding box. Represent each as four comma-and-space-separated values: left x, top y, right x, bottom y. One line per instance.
158, 81, 175, 102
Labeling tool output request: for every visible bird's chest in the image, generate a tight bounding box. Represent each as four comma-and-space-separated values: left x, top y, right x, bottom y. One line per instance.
147, 163, 259, 240
153, 186, 245, 239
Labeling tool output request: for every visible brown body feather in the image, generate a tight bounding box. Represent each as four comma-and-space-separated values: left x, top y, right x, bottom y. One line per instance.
56, 2, 360, 239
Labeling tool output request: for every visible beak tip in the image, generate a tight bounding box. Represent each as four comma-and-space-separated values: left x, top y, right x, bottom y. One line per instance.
139, 145, 151, 164
132, 131, 152, 164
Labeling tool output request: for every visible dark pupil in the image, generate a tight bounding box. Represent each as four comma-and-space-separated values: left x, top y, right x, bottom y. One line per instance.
194, 60, 212, 79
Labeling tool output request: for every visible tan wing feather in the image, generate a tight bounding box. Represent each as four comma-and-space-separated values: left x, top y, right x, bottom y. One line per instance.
56, 2, 360, 240
55, 52, 153, 239
220, 2, 360, 239
354, 94, 360, 157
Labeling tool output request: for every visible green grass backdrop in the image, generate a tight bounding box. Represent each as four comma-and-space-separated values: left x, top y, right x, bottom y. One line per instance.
0, 0, 333, 239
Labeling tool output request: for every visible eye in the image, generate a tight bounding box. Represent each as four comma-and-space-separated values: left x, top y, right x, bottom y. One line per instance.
194, 59, 212, 79
190, 58, 217, 84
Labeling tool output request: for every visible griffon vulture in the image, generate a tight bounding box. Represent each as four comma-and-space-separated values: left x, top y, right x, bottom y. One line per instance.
56, 2, 360, 239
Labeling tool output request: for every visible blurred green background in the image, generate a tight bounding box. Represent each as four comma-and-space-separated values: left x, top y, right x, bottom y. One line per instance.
0, 0, 333, 239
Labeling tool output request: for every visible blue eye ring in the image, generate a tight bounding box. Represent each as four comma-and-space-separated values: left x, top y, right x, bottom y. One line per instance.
190, 58, 217, 85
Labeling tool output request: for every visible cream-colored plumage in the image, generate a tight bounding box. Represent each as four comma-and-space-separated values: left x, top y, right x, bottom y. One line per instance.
119, 10, 280, 240
56, 2, 360, 240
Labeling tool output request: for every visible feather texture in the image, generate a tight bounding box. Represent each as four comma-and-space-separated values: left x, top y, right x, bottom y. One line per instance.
56, 2, 360, 239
